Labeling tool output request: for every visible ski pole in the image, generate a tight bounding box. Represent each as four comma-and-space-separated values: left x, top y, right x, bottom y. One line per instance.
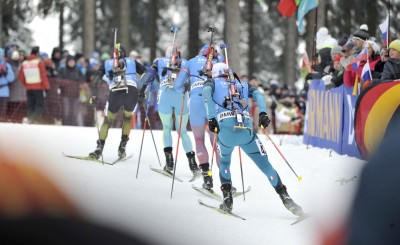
261, 126, 302, 181
90, 96, 104, 165
136, 103, 147, 178
170, 91, 186, 198
238, 147, 246, 201
209, 128, 218, 175
142, 101, 162, 167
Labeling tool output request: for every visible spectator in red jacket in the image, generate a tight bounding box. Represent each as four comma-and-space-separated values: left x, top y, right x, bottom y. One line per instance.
18, 46, 50, 124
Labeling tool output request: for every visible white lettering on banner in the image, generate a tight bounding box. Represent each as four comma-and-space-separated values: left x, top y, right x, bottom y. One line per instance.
256, 139, 267, 156
346, 95, 355, 145
191, 81, 204, 90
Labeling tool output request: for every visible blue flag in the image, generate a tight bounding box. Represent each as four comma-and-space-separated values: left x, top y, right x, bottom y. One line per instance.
297, 0, 318, 33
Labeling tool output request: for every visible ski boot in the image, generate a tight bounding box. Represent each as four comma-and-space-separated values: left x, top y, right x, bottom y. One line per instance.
89, 139, 105, 160
187, 151, 200, 177
220, 183, 233, 212
118, 135, 129, 159
200, 163, 213, 190
163, 147, 174, 172
276, 185, 303, 216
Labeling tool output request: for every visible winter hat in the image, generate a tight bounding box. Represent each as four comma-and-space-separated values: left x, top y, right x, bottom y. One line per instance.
11, 50, 20, 60
66, 55, 76, 63
40, 52, 49, 59
389, 40, 400, 53
31, 46, 40, 55
353, 24, 369, 41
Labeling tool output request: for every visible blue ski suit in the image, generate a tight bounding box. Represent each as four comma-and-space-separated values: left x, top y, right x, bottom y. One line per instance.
174, 53, 224, 165
140, 57, 193, 153
202, 75, 284, 190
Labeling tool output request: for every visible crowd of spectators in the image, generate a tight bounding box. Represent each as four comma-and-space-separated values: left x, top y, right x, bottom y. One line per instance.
0, 45, 153, 128
306, 24, 400, 91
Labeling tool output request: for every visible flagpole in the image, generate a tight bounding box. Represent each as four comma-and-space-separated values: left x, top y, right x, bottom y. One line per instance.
311, 6, 318, 67
388, 0, 391, 48
365, 44, 372, 90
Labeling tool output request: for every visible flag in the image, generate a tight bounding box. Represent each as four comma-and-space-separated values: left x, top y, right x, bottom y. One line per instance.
297, 0, 318, 33
300, 52, 312, 78
347, 47, 368, 71
277, 0, 298, 17
379, 16, 389, 47
361, 62, 372, 83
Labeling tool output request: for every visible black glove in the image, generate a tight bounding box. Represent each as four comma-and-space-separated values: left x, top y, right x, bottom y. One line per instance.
108, 70, 114, 80
161, 67, 168, 76
208, 118, 220, 134
138, 91, 146, 104
258, 112, 270, 128
183, 82, 191, 93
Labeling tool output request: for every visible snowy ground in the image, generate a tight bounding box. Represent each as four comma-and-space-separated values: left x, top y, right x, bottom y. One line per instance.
0, 123, 365, 245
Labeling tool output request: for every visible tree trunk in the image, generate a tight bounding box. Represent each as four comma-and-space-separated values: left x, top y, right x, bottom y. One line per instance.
283, 16, 297, 88
149, 0, 158, 62
224, 0, 240, 72
317, 0, 327, 28
305, 9, 317, 61
247, 0, 254, 77
366, 0, 378, 36
341, 0, 352, 35
120, 0, 131, 52
188, 0, 200, 58
59, 2, 64, 50
83, 0, 95, 57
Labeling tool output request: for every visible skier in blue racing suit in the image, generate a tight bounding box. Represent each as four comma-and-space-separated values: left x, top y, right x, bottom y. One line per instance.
174, 44, 224, 190
139, 44, 200, 177
202, 62, 303, 216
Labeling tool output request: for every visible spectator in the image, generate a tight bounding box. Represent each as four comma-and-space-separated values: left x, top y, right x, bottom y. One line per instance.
7, 50, 26, 122
43, 55, 62, 124
269, 81, 282, 134
309, 27, 338, 79
51, 47, 63, 72
352, 24, 369, 53
58, 55, 85, 126
275, 92, 302, 134
322, 54, 345, 89
18, 46, 50, 124
75, 53, 87, 77
380, 39, 400, 81
343, 25, 370, 87
340, 38, 355, 68
375, 47, 389, 74
362, 40, 382, 88
0, 48, 16, 121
